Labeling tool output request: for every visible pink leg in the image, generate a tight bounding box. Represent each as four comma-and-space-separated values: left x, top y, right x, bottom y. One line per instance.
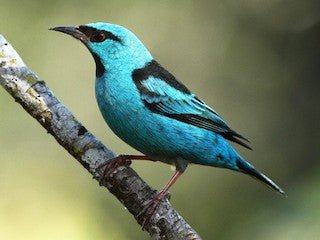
139, 170, 183, 229
155, 170, 182, 200
97, 155, 153, 184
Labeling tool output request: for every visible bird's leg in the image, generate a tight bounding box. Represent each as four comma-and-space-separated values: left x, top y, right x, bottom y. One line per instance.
138, 170, 183, 229
97, 155, 153, 185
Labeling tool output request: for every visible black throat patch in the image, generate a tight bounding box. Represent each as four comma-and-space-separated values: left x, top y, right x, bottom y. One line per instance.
92, 52, 105, 77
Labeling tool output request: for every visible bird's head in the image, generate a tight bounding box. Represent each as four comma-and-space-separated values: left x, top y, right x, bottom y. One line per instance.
50, 22, 152, 76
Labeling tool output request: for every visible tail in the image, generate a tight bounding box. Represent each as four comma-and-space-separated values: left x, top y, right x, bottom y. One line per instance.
236, 158, 286, 196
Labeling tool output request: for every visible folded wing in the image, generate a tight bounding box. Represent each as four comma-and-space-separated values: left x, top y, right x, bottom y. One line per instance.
132, 60, 251, 150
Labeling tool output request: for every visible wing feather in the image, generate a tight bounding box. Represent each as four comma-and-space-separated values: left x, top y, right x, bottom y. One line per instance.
132, 60, 251, 150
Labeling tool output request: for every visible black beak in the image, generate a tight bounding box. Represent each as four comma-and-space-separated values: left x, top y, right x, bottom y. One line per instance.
49, 26, 89, 43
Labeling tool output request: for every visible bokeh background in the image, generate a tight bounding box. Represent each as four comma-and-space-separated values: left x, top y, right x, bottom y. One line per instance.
1, 0, 320, 239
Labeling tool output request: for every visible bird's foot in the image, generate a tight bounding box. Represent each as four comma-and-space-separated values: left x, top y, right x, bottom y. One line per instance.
96, 155, 131, 185
138, 191, 171, 230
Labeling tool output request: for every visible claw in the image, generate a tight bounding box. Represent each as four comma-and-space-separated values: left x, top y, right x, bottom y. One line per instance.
97, 155, 130, 185
138, 192, 170, 230
137, 170, 183, 230
96, 155, 152, 185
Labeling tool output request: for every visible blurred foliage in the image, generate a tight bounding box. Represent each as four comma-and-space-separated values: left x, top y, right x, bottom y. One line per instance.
1, 0, 320, 239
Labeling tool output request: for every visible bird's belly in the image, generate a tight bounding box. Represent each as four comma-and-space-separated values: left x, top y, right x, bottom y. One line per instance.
100, 99, 237, 167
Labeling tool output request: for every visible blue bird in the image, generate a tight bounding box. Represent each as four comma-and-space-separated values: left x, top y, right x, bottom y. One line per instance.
51, 22, 285, 218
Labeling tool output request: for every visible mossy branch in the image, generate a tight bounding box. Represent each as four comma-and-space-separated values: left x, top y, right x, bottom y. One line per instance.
0, 35, 201, 240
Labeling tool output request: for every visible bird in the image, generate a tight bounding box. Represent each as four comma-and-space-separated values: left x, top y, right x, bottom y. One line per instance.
51, 22, 285, 222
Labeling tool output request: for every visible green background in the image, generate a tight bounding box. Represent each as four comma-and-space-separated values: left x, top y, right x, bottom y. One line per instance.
1, 0, 320, 239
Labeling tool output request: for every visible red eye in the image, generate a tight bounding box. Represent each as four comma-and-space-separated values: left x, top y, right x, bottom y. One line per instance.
91, 32, 106, 42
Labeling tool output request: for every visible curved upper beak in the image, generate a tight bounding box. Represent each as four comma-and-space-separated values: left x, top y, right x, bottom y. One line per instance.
49, 26, 89, 43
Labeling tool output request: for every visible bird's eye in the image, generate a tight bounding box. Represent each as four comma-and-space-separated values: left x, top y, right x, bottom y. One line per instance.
91, 32, 106, 42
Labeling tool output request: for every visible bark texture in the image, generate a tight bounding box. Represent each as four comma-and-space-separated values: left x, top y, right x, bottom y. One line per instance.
0, 35, 201, 240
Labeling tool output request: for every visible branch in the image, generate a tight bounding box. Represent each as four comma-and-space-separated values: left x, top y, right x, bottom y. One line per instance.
0, 35, 201, 239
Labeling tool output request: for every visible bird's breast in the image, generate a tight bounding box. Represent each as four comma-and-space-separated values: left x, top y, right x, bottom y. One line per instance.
95, 73, 144, 133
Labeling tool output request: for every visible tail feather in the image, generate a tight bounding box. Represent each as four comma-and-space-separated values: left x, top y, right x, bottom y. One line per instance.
236, 159, 286, 196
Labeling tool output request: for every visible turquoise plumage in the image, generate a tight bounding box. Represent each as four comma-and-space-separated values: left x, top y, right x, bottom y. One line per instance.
51, 22, 285, 222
